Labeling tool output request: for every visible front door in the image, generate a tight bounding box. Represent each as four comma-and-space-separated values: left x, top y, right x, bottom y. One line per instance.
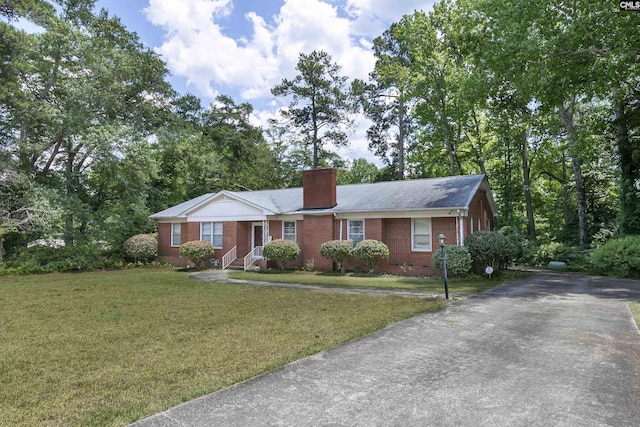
252, 224, 263, 249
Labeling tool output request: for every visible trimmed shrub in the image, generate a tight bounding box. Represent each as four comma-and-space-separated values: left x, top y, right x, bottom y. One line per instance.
590, 236, 640, 279
352, 239, 389, 273
320, 240, 353, 274
123, 234, 158, 263
432, 246, 472, 276
464, 231, 518, 273
263, 239, 301, 271
179, 240, 215, 269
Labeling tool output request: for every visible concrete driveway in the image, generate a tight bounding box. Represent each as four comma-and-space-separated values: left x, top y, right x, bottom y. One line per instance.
132, 273, 640, 426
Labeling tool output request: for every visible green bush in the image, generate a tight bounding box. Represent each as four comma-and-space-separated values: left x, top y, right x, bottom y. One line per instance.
320, 240, 353, 274
263, 239, 301, 271
590, 236, 640, 279
123, 234, 158, 263
534, 242, 590, 269
432, 246, 472, 276
0, 242, 123, 275
352, 239, 389, 273
464, 231, 518, 273
179, 240, 215, 269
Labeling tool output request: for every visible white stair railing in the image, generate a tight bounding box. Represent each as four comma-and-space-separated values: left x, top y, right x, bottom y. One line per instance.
243, 246, 263, 270
222, 246, 237, 270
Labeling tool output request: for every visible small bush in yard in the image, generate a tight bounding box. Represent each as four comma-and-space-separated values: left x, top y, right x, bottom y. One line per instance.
320, 240, 353, 274
263, 239, 301, 270
432, 246, 472, 276
590, 236, 640, 279
464, 231, 518, 273
352, 239, 389, 273
179, 240, 215, 269
123, 234, 157, 263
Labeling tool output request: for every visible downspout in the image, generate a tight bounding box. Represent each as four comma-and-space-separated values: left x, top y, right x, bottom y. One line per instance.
455, 209, 460, 246
459, 209, 465, 246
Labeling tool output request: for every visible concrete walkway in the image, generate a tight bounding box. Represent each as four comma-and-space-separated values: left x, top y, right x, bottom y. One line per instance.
132, 273, 640, 426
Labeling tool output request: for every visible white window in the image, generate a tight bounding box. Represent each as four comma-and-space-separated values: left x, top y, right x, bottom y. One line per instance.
201, 222, 223, 248
348, 219, 364, 244
171, 223, 181, 246
283, 221, 296, 242
412, 218, 432, 252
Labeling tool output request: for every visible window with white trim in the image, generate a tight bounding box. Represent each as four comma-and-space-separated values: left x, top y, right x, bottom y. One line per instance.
283, 221, 296, 242
171, 223, 181, 247
412, 218, 432, 251
348, 219, 364, 244
201, 222, 223, 248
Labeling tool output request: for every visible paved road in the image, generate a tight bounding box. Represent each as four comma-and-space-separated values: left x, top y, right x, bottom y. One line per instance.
132, 273, 640, 426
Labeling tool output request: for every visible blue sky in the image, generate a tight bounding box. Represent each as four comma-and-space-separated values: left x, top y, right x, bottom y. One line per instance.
95, 0, 437, 162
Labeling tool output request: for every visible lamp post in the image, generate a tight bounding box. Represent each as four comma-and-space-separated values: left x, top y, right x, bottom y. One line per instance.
438, 233, 449, 300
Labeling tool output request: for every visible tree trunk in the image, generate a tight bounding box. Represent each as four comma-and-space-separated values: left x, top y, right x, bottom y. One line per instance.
468, 110, 487, 175
613, 90, 640, 235
0, 237, 4, 261
559, 98, 588, 247
521, 128, 537, 243
63, 145, 76, 246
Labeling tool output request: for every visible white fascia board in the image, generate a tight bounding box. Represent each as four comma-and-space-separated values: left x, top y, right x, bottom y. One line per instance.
269, 214, 304, 221
333, 208, 470, 219
154, 217, 188, 223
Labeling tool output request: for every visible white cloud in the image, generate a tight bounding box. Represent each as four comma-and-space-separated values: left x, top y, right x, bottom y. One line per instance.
144, 0, 434, 165
145, 0, 279, 98
345, 0, 435, 36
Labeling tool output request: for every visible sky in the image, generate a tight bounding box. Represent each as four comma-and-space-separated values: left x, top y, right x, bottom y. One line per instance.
93, 0, 437, 163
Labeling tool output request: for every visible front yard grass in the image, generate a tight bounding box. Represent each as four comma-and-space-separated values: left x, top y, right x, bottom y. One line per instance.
0, 268, 444, 426
228, 270, 523, 295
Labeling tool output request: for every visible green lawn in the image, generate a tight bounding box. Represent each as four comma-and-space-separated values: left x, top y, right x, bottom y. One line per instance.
228, 270, 522, 295
0, 268, 445, 426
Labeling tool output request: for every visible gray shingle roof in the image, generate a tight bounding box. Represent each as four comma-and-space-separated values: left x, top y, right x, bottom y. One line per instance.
149, 174, 494, 219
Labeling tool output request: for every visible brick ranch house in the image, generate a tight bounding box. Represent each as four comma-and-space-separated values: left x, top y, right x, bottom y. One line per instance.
150, 168, 498, 274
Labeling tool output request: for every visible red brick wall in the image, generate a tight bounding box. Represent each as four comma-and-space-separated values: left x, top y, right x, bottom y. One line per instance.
270, 220, 282, 241
300, 215, 335, 270
157, 223, 175, 257
466, 190, 494, 237
157, 222, 189, 266
303, 168, 337, 209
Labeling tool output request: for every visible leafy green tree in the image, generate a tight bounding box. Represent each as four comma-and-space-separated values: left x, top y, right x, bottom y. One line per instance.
5, 0, 172, 246
0, 171, 58, 259
271, 50, 354, 169
336, 158, 379, 184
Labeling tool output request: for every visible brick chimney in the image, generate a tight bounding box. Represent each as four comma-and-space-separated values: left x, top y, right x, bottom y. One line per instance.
303, 168, 337, 209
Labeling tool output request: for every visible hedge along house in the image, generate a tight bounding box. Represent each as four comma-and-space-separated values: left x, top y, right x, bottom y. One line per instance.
149, 169, 498, 274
